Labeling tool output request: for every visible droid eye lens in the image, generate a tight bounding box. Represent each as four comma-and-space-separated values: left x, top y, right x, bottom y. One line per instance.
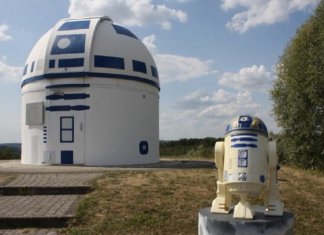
240, 117, 248, 122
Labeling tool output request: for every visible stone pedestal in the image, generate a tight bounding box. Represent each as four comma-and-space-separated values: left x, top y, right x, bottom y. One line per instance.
198, 207, 294, 235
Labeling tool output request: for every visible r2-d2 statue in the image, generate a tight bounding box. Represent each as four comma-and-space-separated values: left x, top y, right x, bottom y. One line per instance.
211, 115, 283, 219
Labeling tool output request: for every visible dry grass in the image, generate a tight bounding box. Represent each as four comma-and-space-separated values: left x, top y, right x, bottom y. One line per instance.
278, 166, 324, 234
63, 166, 324, 235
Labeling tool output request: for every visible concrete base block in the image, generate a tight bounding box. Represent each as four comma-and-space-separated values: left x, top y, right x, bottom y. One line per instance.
198, 207, 294, 235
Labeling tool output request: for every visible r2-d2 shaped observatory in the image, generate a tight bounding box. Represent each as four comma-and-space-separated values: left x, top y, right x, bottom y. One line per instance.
21, 16, 160, 165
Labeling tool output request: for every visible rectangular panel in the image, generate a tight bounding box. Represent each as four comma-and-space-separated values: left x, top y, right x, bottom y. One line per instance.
61, 151, 73, 164
30, 61, 35, 73
132, 60, 147, 74
58, 58, 84, 68
61, 130, 73, 142
26, 102, 44, 125
112, 24, 138, 39
60, 116, 74, 143
58, 20, 90, 31
94, 55, 125, 69
61, 118, 73, 129
51, 34, 86, 55
151, 65, 158, 78
23, 64, 28, 75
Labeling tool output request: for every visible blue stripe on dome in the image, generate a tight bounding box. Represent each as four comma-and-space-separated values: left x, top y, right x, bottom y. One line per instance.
46, 105, 90, 112
21, 72, 160, 90
58, 20, 90, 31
231, 143, 258, 148
112, 24, 138, 39
46, 93, 90, 100
46, 84, 90, 89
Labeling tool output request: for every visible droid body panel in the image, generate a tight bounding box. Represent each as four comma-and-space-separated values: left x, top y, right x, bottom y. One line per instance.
211, 115, 283, 219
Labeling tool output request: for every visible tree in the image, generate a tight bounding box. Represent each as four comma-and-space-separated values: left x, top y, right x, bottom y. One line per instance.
272, 1, 324, 170
0, 147, 20, 160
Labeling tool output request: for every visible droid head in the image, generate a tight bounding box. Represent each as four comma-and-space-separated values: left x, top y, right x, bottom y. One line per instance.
225, 115, 268, 138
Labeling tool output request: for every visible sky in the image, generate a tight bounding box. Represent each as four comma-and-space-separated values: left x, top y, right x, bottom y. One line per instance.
0, 0, 320, 142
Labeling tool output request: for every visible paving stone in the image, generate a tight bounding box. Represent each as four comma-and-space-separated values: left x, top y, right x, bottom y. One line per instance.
4, 173, 102, 187
0, 229, 58, 235
0, 195, 78, 218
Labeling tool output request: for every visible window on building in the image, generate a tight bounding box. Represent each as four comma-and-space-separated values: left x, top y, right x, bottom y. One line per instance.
60, 116, 74, 143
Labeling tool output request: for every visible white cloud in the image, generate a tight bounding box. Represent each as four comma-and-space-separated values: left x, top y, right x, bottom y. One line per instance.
170, 0, 192, 3
221, 0, 320, 33
160, 89, 265, 139
176, 89, 233, 109
156, 54, 216, 83
197, 90, 260, 119
142, 34, 217, 83
0, 24, 11, 41
219, 65, 274, 91
0, 56, 22, 83
68, 0, 187, 30
142, 34, 157, 53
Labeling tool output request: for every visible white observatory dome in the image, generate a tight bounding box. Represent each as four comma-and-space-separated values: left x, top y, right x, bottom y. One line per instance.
21, 16, 160, 165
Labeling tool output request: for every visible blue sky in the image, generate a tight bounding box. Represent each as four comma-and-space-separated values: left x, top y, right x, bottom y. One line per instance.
0, 0, 320, 142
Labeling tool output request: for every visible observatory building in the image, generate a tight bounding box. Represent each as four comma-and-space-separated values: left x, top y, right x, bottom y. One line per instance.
21, 16, 160, 165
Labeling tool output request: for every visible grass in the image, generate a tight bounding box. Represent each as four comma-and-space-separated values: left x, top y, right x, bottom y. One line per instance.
63, 166, 324, 235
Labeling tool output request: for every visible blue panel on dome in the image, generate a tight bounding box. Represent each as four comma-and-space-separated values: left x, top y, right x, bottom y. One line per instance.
49, 60, 55, 68
51, 34, 85, 54
151, 66, 159, 78
23, 64, 28, 75
30, 61, 35, 73
58, 58, 84, 68
94, 55, 124, 69
133, 60, 147, 74
112, 24, 138, 39
58, 20, 90, 31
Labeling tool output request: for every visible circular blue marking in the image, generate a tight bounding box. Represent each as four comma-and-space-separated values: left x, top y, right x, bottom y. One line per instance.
260, 175, 265, 183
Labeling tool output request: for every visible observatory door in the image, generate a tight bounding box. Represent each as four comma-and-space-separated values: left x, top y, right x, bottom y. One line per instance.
59, 112, 85, 164
57, 111, 86, 164
46, 87, 87, 165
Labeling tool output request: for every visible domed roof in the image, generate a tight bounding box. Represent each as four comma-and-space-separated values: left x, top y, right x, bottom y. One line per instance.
21, 16, 159, 90
225, 115, 268, 136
